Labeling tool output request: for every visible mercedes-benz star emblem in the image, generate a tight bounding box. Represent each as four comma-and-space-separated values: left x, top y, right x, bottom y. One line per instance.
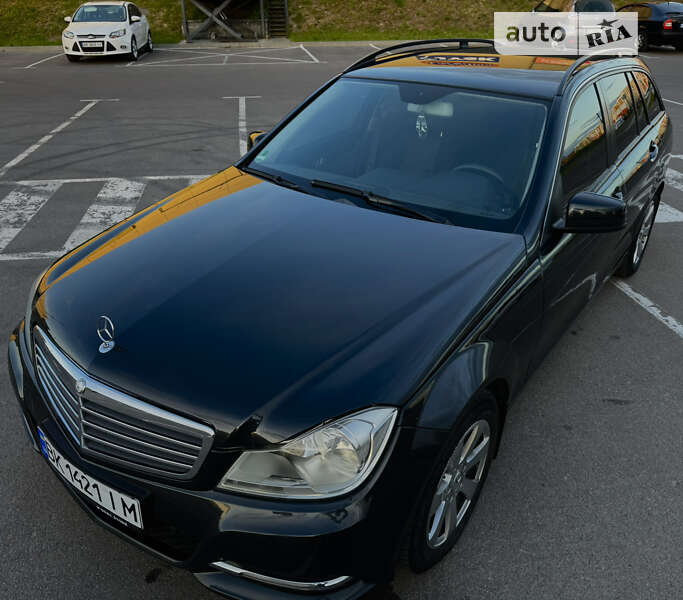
75, 379, 87, 394
97, 315, 116, 354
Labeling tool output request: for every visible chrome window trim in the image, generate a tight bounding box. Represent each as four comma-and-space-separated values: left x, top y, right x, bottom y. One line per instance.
33, 326, 214, 480
211, 561, 352, 592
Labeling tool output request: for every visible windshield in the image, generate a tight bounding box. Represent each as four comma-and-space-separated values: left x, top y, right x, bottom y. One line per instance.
247, 78, 548, 232
73, 4, 127, 22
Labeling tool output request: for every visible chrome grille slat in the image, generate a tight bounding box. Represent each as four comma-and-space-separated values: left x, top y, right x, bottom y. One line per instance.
80, 406, 202, 452
83, 421, 199, 461
35, 345, 80, 412
82, 433, 194, 468
32, 327, 214, 480
35, 353, 80, 419
35, 367, 80, 443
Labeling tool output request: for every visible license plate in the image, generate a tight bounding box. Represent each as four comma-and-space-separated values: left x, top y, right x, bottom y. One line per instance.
37, 428, 143, 529
81, 42, 102, 48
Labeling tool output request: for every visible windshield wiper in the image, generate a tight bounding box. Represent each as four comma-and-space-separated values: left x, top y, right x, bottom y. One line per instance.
244, 167, 302, 191
311, 179, 449, 225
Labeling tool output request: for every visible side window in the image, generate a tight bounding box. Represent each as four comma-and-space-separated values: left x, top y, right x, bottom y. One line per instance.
598, 73, 639, 156
633, 71, 663, 122
627, 72, 648, 130
560, 84, 607, 202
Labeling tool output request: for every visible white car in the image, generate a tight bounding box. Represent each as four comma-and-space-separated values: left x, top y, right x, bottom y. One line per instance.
62, 1, 152, 62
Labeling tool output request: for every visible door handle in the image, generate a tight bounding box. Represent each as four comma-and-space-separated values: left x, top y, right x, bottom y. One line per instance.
649, 141, 659, 162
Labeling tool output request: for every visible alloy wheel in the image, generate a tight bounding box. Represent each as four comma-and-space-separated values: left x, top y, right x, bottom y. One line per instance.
426, 420, 490, 549
132, 38, 138, 59
147, 32, 153, 52
633, 202, 655, 267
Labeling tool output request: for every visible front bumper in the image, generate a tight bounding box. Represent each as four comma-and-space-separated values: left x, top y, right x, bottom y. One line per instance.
8, 322, 447, 599
63, 36, 130, 56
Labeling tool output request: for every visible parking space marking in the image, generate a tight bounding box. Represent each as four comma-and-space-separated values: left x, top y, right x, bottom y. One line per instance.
613, 280, 683, 340
657, 202, 683, 223
223, 96, 261, 155
0, 182, 63, 252
299, 44, 320, 63
369, 43, 381, 50
663, 98, 683, 107
0, 175, 207, 261
63, 178, 146, 251
127, 45, 321, 68
0, 100, 115, 179
665, 168, 683, 194
20, 53, 63, 69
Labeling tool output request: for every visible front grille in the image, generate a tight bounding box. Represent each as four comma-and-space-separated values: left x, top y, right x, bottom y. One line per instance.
77, 34, 105, 38
33, 327, 214, 480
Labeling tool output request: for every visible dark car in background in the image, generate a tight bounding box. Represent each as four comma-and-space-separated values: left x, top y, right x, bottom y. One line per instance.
618, 1, 683, 50
8, 40, 671, 599
533, 0, 615, 11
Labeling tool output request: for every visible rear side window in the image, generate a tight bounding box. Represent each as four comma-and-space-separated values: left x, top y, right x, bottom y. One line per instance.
633, 71, 663, 122
627, 72, 648, 129
560, 84, 607, 199
598, 73, 639, 156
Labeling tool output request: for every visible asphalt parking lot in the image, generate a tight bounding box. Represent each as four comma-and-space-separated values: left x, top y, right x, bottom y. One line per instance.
1, 43, 682, 600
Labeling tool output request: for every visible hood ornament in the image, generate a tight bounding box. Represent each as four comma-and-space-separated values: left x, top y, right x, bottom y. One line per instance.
97, 315, 115, 354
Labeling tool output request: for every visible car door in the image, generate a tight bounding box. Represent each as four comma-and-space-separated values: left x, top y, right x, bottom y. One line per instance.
619, 71, 668, 230
535, 82, 624, 361
128, 3, 145, 46
596, 71, 643, 262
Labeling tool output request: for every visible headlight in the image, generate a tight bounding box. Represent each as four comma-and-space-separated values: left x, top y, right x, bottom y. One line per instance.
109, 28, 126, 38
23, 268, 47, 354
63, 30, 75, 39
218, 407, 397, 499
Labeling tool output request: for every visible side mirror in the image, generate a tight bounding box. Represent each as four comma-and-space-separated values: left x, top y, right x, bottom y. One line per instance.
553, 191, 626, 233
247, 130, 266, 152
131, 15, 141, 22
64, 16, 72, 22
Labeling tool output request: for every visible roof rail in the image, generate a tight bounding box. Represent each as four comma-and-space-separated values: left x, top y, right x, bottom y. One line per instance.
343, 38, 496, 73
557, 53, 629, 94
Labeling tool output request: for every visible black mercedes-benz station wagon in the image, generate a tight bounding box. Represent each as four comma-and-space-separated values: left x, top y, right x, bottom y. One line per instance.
8, 41, 671, 599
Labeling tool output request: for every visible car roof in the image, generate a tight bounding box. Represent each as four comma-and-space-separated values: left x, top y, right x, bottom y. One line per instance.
343, 51, 649, 100
81, 1, 127, 6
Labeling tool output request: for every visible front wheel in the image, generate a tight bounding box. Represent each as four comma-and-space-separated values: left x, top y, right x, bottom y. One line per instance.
128, 37, 138, 61
146, 31, 153, 53
406, 391, 498, 573
616, 196, 659, 277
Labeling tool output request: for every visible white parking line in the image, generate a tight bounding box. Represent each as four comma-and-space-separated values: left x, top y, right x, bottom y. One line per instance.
663, 98, 683, 107
657, 202, 683, 223
20, 53, 63, 69
299, 44, 319, 63
223, 96, 261, 156
63, 178, 146, 251
665, 168, 683, 194
369, 43, 381, 50
0, 182, 63, 252
613, 280, 683, 340
0, 100, 113, 179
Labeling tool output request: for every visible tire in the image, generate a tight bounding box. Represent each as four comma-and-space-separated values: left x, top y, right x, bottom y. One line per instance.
146, 31, 153, 53
128, 37, 138, 61
406, 390, 499, 573
66, 54, 80, 62
615, 195, 659, 278
638, 30, 649, 51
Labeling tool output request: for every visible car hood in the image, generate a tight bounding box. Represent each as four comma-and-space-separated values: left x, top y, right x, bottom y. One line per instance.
66, 22, 126, 35
34, 168, 526, 446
